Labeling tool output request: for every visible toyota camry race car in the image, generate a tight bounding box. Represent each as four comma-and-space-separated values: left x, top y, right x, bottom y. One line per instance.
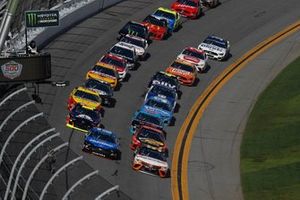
84, 79, 113, 107
130, 110, 165, 134
120, 34, 148, 60
177, 47, 208, 72
166, 59, 197, 86
141, 15, 168, 40
131, 125, 167, 153
132, 146, 169, 178
152, 7, 181, 32
66, 104, 101, 133
118, 21, 150, 41
109, 42, 138, 70
67, 86, 102, 111
82, 127, 120, 160
171, 0, 202, 19
99, 53, 128, 81
86, 63, 119, 89
198, 35, 230, 60
148, 71, 180, 92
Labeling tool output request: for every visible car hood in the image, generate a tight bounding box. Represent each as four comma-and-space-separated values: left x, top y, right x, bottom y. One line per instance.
177, 54, 206, 65
135, 154, 168, 168
199, 43, 226, 54
141, 105, 171, 119
85, 137, 118, 150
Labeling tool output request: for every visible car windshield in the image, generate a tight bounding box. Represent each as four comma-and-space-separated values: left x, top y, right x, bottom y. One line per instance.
171, 61, 194, 72
143, 15, 167, 27
74, 104, 99, 120
89, 131, 115, 143
110, 46, 134, 59
121, 36, 145, 48
101, 56, 126, 69
139, 147, 166, 161
122, 22, 147, 38
92, 65, 116, 77
138, 128, 164, 143
146, 99, 172, 112
203, 38, 227, 48
136, 112, 161, 126
182, 49, 205, 60
85, 79, 111, 94
154, 10, 175, 20
150, 85, 176, 99
74, 90, 100, 102
177, 0, 197, 7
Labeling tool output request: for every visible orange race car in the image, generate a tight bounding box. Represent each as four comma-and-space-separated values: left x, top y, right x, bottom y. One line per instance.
165, 59, 197, 86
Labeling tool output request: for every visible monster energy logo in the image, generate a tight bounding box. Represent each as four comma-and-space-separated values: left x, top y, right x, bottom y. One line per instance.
127, 28, 138, 36
25, 10, 59, 28
26, 13, 37, 26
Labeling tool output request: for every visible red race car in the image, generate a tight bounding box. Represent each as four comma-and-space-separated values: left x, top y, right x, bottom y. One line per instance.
99, 53, 128, 81
130, 125, 167, 153
171, 0, 202, 19
141, 15, 168, 40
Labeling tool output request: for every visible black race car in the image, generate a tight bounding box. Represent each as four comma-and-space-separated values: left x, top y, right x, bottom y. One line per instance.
118, 21, 150, 41
148, 71, 180, 93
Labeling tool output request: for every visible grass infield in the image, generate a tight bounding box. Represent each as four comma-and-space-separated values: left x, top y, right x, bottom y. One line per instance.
241, 57, 300, 200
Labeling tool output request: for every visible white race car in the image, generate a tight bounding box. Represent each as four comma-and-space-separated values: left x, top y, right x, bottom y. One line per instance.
177, 47, 208, 72
120, 34, 149, 60
109, 42, 138, 70
132, 147, 169, 178
198, 35, 230, 61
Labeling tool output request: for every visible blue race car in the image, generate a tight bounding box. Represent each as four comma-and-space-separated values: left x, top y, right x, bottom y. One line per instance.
82, 127, 120, 160
140, 96, 174, 126
145, 84, 177, 112
152, 7, 181, 32
66, 104, 101, 133
129, 110, 165, 134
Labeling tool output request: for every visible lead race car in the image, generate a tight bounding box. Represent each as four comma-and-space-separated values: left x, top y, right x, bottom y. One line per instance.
177, 47, 208, 72
171, 0, 202, 19
198, 35, 230, 61
152, 7, 181, 33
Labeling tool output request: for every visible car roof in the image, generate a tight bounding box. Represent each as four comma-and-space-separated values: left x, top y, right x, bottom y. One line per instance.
94, 62, 117, 71
124, 34, 146, 42
102, 53, 126, 62
114, 42, 136, 51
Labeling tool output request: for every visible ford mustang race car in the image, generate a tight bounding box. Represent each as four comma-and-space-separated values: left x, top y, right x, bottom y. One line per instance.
165, 59, 197, 86
99, 53, 128, 81
66, 104, 101, 133
177, 47, 208, 72
120, 34, 148, 60
82, 127, 120, 160
141, 15, 168, 40
129, 110, 165, 134
131, 125, 167, 153
141, 96, 174, 126
118, 21, 150, 41
198, 35, 230, 60
152, 7, 181, 32
171, 0, 202, 19
67, 86, 102, 111
84, 79, 113, 107
200, 0, 219, 8
148, 71, 180, 92
145, 84, 177, 110
109, 42, 138, 70
132, 146, 169, 178
86, 63, 119, 89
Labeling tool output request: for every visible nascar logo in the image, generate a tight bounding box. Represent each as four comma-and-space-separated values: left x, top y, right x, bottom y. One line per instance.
1, 60, 23, 80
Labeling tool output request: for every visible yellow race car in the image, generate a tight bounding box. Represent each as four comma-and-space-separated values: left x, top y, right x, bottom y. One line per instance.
67, 86, 102, 111
152, 7, 181, 32
86, 62, 119, 89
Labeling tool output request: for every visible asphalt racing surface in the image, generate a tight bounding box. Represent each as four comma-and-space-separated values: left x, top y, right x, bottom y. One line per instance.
33, 0, 300, 199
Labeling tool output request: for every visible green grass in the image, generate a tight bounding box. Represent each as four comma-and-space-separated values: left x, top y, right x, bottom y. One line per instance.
241, 56, 300, 200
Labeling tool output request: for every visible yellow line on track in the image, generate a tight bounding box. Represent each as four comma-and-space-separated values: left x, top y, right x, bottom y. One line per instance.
171, 20, 300, 200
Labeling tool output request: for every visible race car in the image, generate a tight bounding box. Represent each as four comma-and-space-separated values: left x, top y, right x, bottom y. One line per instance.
145, 84, 177, 111
86, 63, 119, 89
148, 71, 180, 92
99, 53, 128, 81
109, 42, 138, 70
140, 96, 174, 126
82, 127, 120, 160
152, 7, 181, 32
165, 59, 197, 86
120, 34, 148, 60
118, 21, 150, 41
84, 79, 113, 107
141, 15, 168, 40
177, 47, 208, 72
129, 109, 165, 134
171, 0, 202, 19
130, 125, 167, 153
198, 35, 230, 61
67, 86, 102, 111
66, 104, 101, 133
200, 0, 219, 8
132, 146, 169, 178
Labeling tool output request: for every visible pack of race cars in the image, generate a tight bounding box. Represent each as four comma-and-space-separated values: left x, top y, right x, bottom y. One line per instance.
65, 0, 230, 178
